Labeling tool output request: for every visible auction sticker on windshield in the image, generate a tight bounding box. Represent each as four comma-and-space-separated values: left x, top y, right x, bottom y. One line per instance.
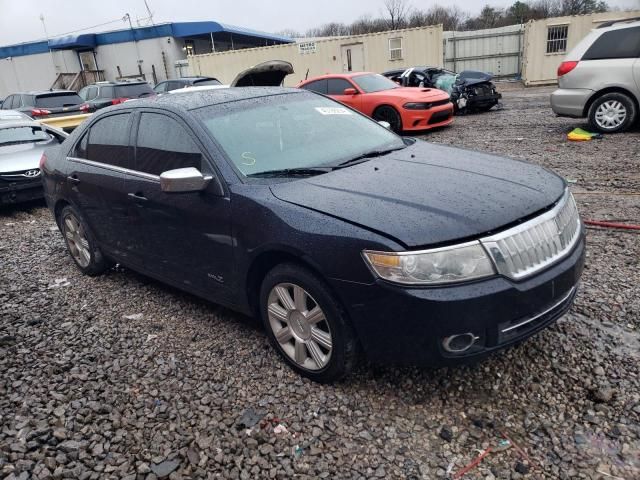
315, 107, 352, 115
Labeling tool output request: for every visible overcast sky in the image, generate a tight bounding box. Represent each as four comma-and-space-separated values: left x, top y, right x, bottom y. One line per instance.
1, 0, 639, 46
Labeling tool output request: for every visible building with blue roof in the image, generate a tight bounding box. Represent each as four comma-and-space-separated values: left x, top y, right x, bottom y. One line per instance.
0, 21, 293, 97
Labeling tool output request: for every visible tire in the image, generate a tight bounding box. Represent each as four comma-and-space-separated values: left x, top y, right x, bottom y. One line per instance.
59, 205, 113, 276
588, 92, 637, 134
259, 263, 358, 383
373, 106, 403, 134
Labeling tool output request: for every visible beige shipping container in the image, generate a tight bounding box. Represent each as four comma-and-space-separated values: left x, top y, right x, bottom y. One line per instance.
187, 25, 443, 86
522, 11, 640, 86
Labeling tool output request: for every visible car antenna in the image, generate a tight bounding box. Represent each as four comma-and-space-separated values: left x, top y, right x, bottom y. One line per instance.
305, 69, 309, 80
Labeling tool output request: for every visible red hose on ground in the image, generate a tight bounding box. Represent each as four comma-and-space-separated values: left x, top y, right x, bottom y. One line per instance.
584, 220, 640, 231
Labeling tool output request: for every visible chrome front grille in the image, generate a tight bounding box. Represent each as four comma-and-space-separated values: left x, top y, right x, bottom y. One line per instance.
481, 190, 581, 280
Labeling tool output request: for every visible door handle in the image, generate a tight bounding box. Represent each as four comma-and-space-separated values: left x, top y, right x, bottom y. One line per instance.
67, 175, 80, 184
127, 192, 148, 202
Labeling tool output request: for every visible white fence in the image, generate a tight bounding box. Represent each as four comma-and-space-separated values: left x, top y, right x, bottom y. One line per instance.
443, 24, 524, 77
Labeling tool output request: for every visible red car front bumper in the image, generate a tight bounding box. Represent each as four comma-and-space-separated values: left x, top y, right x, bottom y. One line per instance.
401, 103, 454, 131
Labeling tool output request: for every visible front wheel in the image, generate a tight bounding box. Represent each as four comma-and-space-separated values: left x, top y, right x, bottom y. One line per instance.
373, 106, 403, 134
260, 263, 358, 383
588, 92, 637, 134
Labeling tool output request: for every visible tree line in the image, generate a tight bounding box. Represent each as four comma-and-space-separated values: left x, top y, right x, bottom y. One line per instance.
278, 0, 611, 37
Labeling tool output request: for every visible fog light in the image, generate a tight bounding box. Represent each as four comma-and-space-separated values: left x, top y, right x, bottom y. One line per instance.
442, 333, 479, 353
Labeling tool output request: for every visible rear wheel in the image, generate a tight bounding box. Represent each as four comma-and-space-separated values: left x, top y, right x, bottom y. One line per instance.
260, 263, 358, 383
588, 92, 636, 134
59, 205, 113, 276
373, 106, 403, 134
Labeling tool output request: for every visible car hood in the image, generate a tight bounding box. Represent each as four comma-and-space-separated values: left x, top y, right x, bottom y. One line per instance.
368, 87, 449, 101
457, 70, 494, 86
231, 60, 294, 87
270, 141, 565, 248
0, 142, 47, 172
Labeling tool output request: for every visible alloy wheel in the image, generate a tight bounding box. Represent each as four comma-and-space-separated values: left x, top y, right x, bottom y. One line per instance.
267, 283, 333, 371
594, 100, 627, 130
63, 213, 91, 268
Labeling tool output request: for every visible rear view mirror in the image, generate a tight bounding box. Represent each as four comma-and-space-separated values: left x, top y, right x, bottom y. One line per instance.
160, 167, 211, 193
343, 88, 357, 95
378, 121, 392, 130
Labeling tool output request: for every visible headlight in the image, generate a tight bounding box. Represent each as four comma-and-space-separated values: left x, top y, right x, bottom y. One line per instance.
363, 242, 495, 285
403, 102, 433, 110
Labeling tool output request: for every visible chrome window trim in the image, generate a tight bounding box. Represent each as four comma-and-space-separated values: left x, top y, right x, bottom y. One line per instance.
67, 156, 160, 182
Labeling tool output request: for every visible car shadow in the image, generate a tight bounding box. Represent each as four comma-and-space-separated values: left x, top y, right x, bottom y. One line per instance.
0, 199, 47, 217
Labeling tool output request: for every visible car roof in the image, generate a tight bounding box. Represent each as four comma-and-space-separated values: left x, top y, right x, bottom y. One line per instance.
596, 18, 640, 30
0, 119, 43, 129
87, 81, 148, 86
8, 90, 78, 96
151, 86, 303, 110
0, 110, 30, 121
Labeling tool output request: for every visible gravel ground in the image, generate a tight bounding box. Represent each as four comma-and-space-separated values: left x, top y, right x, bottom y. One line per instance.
1, 85, 639, 480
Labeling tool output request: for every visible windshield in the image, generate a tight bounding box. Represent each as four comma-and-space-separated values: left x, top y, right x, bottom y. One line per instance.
0, 126, 51, 146
194, 93, 405, 177
115, 83, 154, 98
352, 74, 400, 93
194, 78, 222, 86
35, 94, 83, 108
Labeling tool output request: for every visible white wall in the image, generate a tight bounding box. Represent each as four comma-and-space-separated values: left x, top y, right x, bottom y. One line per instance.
0, 49, 78, 97
188, 25, 444, 86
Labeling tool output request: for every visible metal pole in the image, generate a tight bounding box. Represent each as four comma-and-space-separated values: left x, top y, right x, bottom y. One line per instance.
210, 32, 216, 52
230, 33, 234, 50
40, 14, 58, 75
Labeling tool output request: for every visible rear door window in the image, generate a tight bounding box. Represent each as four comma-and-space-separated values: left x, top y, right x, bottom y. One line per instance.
301, 79, 328, 94
327, 78, 355, 95
35, 93, 83, 108
72, 132, 89, 158
134, 112, 202, 176
86, 113, 132, 168
582, 27, 640, 60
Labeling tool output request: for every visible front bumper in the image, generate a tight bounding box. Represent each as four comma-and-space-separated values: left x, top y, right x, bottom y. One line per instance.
0, 180, 44, 205
402, 103, 454, 131
551, 88, 593, 118
330, 234, 585, 366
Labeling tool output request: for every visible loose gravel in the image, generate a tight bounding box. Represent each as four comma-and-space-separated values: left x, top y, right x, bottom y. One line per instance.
1, 85, 639, 479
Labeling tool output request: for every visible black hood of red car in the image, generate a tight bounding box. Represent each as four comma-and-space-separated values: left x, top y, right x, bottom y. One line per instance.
270, 141, 565, 248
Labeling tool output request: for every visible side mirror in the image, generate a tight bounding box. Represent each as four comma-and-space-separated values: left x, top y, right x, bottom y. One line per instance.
343, 88, 357, 95
160, 167, 212, 193
378, 121, 392, 130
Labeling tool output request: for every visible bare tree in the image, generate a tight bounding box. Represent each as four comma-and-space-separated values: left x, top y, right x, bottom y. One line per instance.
383, 0, 411, 30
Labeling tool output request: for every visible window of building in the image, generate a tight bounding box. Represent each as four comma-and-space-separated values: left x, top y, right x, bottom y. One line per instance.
134, 113, 202, 176
389, 38, 403, 60
582, 26, 640, 60
327, 78, 355, 95
546, 25, 569, 54
86, 113, 132, 168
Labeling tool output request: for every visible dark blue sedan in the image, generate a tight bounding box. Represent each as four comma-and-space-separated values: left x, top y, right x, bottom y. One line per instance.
41, 87, 585, 382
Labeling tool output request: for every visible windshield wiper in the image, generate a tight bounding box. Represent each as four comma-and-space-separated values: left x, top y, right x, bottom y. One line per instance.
247, 167, 331, 178
330, 146, 406, 169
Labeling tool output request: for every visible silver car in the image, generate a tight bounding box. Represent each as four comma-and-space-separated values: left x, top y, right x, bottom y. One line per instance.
0, 111, 67, 205
550, 19, 640, 133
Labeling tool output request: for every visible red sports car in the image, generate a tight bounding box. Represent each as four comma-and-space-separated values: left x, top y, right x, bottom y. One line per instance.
298, 72, 453, 133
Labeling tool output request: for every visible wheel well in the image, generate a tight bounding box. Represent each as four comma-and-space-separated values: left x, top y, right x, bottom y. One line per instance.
245, 251, 326, 318
373, 104, 399, 116
53, 200, 71, 227
583, 87, 640, 117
